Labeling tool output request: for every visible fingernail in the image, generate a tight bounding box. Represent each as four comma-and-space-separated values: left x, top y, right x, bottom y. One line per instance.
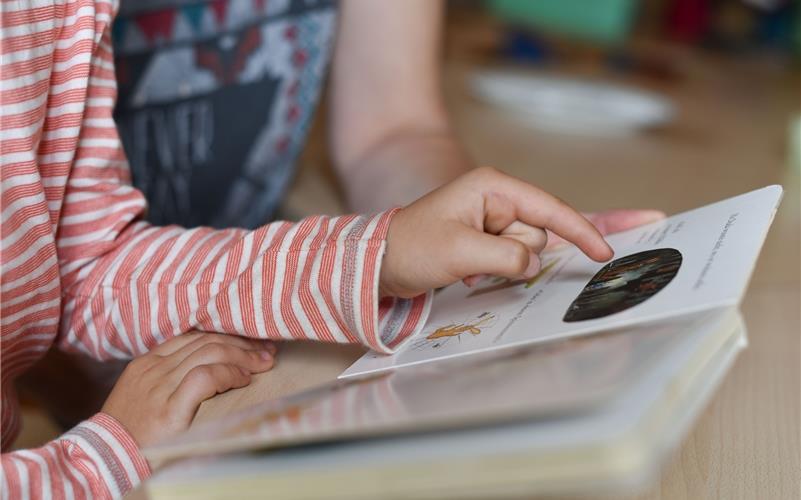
260, 351, 273, 361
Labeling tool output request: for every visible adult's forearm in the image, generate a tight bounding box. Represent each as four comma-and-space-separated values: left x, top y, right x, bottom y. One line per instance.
339, 129, 475, 213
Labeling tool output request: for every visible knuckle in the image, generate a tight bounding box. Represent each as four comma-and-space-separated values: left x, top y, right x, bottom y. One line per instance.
199, 342, 227, 357
539, 229, 549, 246
144, 386, 160, 402
218, 366, 239, 389
523, 233, 539, 248
187, 365, 213, 385
528, 228, 547, 249
506, 243, 529, 274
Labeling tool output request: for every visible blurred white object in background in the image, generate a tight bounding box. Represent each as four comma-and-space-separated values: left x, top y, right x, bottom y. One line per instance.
471, 70, 674, 136
740, 0, 784, 10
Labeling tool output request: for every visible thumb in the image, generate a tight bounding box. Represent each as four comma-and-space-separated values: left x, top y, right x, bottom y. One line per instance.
453, 228, 540, 280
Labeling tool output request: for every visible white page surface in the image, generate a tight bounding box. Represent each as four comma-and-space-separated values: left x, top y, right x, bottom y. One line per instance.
341, 185, 781, 378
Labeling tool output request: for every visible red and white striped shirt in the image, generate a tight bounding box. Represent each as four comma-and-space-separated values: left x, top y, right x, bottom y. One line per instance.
0, 1, 430, 497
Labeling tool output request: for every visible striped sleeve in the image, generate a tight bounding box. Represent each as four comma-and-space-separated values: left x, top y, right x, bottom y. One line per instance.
1, 413, 150, 500
58, 207, 432, 359
1, 0, 429, 498
50, 5, 432, 359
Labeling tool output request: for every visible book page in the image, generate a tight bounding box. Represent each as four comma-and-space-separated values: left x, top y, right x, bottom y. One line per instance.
341, 185, 781, 378
145, 310, 739, 464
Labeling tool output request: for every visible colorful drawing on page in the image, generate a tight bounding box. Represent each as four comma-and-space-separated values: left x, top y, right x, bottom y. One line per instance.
467, 258, 561, 298
409, 312, 499, 351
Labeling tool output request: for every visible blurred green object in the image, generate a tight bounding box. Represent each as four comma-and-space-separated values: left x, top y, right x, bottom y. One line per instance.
487, 0, 637, 45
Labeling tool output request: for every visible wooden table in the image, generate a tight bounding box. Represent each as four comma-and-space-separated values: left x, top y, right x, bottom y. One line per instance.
175, 45, 801, 499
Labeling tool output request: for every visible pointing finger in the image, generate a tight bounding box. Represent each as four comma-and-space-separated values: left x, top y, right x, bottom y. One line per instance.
474, 168, 613, 262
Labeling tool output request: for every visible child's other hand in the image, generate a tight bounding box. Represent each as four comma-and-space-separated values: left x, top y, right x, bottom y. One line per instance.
380, 167, 615, 298
102, 333, 277, 448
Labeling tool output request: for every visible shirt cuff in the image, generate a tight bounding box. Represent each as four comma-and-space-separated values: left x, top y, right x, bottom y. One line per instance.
340, 209, 433, 354
64, 413, 151, 498
376, 291, 433, 352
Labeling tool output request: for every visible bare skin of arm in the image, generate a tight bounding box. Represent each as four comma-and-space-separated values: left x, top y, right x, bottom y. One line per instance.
328, 1, 665, 234
329, 0, 472, 213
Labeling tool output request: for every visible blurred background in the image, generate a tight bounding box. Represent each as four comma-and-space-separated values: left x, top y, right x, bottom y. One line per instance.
281, 6, 801, 491
287, 0, 798, 221
15, 2, 800, 493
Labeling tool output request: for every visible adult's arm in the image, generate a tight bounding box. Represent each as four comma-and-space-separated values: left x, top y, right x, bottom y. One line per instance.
329, 0, 473, 212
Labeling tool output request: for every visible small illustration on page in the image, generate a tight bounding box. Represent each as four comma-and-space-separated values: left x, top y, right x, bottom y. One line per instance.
564, 248, 683, 322
410, 312, 499, 351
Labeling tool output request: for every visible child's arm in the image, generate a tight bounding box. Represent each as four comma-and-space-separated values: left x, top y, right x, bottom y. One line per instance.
48, 20, 427, 358
48, 7, 611, 361
1, 2, 634, 499
1, 333, 276, 499
1, 413, 151, 499
4, 2, 421, 361
58, 198, 430, 358
51, 26, 427, 358
3, 2, 428, 496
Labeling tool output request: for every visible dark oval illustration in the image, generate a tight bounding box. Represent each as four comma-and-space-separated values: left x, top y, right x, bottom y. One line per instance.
563, 248, 683, 322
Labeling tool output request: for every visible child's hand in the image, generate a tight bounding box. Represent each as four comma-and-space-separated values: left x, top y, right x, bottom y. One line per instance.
379, 167, 615, 298
102, 333, 277, 447
545, 209, 666, 251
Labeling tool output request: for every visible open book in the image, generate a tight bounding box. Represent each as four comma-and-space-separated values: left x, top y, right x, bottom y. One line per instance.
146, 308, 746, 497
143, 187, 778, 498
341, 185, 782, 378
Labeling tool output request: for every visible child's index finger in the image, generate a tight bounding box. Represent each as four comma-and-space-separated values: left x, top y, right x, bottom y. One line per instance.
549, 215, 615, 263
500, 176, 614, 262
